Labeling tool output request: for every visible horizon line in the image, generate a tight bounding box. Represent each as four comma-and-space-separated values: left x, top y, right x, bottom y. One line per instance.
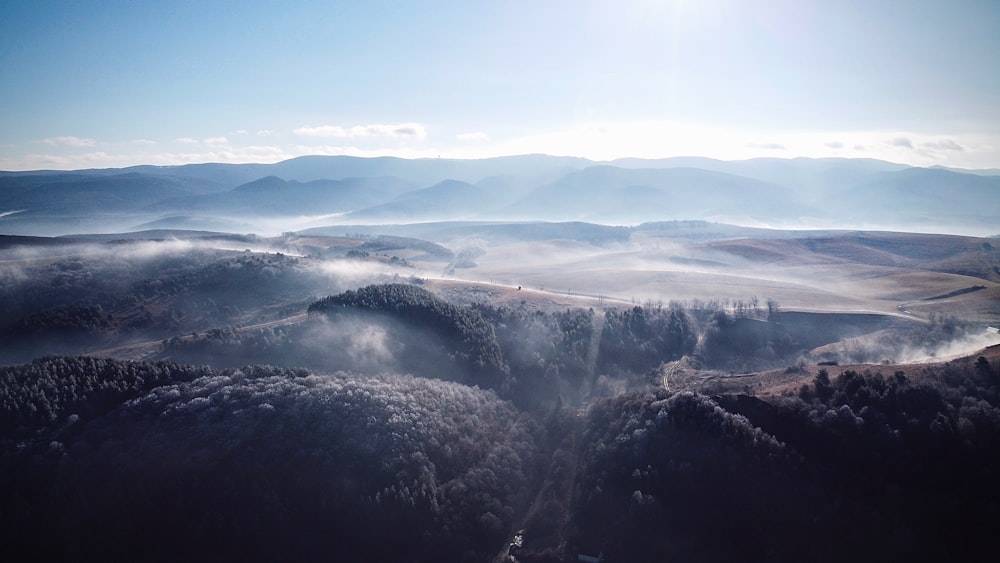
4, 152, 996, 174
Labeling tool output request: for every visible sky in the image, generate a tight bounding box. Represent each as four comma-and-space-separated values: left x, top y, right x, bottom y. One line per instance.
1, 0, 999, 171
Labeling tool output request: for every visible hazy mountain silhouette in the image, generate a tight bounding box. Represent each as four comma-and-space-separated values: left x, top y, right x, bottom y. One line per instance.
1, 155, 997, 236
827, 167, 1000, 227
268, 154, 591, 184
612, 156, 910, 195
0, 173, 224, 215
505, 165, 801, 222
105, 154, 591, 187
149, 175, 415, 216
346, 179, 498, 221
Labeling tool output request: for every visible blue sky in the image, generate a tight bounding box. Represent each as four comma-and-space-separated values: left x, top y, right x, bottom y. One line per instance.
2, 0, 998, 170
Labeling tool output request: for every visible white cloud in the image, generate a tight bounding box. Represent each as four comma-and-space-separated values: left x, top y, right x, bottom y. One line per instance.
4, 121, 999, 172
203, 136, 229, 147
294, 125, 349, 137
922, 139, 964, 152
257, 129, 275, 137
7, 151, 113, 169
0, 144, 296, 171
747, 142, 786, 150
480, 120, 1000, 169
292, 144, 439, 159
293, 123, 427, 140
457, 131, 490, 142
38, 136, 96, 147
889, 137, 914, 149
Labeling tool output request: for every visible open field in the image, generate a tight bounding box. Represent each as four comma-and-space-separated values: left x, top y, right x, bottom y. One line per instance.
434, 227, 1000, 324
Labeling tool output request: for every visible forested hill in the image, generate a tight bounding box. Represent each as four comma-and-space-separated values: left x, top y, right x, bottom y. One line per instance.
560, 357, 1000, 562
0, 361, 543, 562
0, 356, 217, 439
308, 283, 509, 387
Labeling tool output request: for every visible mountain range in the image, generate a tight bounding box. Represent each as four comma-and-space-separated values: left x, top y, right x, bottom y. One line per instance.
1, 155, 997, 236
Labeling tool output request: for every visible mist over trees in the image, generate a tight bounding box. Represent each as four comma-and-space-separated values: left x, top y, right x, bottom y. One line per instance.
474, 304, 596, 407
599, 302, 697, 375
308, 283, 509, 389
159, 286, 884, 408
0, 241, 341, 363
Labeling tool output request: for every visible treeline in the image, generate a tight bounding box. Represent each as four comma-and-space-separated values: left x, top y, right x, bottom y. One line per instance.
308, 284, 509, 388
162, 326, 300, 367
0, 365, 544, 562
0, 356, 216, 439
598, 302, 697, 375
307, 287, 799, 384
473, 304, 595, 406
131, 251, 315, 308
8, 304, 114, 336
305, 288, 904, 384
168, 300, 598, 405
162, 285, 950, 409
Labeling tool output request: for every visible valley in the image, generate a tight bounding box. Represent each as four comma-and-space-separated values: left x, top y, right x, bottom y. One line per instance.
2, 156, 999, 562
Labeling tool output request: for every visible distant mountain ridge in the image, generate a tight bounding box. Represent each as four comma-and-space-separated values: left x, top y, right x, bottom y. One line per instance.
148, 175, 416, 216
1, 155, 997, 236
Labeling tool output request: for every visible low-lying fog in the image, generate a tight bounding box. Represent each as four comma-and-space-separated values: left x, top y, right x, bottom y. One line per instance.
435, 234, 992, 321
2, 214, 997, 370
818, 327, 1000, 366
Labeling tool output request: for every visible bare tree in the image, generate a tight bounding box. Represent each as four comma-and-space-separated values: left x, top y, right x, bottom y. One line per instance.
766, 298, 780, 320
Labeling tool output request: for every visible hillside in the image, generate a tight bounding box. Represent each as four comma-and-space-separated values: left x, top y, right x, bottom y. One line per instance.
1, 194, 999, 561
